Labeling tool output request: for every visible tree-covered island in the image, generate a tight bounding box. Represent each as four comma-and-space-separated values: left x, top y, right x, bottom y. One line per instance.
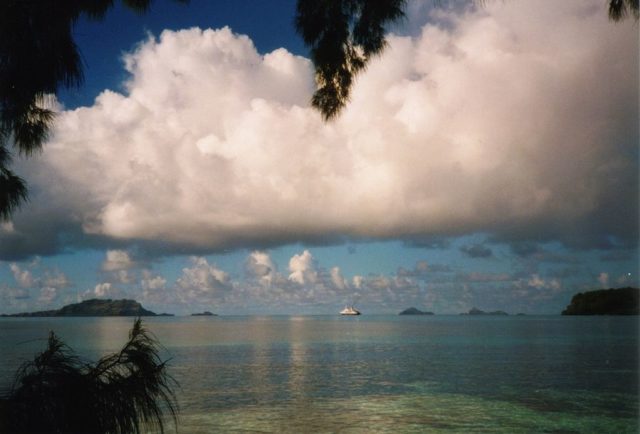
562, 287, 639, 315
0, 299, 163, 317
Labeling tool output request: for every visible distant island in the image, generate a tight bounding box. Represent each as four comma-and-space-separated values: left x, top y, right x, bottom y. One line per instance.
461, 307, 508, 316
562, 287, 639, 315
191, 311, 217, 316
399, 307, 434, 315
0, 299, 163, 317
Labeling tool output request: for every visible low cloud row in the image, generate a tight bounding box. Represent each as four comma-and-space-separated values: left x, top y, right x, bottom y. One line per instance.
2, 248, 636, 315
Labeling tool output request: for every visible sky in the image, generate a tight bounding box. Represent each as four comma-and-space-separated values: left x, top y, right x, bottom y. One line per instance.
0, 0, 638, 315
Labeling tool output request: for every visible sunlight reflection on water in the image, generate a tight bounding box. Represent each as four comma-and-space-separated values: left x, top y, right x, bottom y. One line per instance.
1, 315, 638, 433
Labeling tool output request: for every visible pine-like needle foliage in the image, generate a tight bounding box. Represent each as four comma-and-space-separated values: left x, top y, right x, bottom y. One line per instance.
0, 318, 178, 434
0, 146, 27, 220
296, 0, 638, 121
609, 0, 639, 21
295, 0, 406, 120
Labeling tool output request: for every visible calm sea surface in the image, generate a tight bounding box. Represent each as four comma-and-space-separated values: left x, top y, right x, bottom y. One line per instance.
1, 315, 638, 433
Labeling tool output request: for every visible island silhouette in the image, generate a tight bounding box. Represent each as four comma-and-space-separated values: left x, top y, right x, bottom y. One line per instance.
0, 299, 169, 317
398, 307, 434, 315
562, 287, 639, 315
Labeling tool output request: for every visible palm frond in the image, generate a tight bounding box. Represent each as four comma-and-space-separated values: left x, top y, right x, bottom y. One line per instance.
0, 0, 188, 220
12, 105, 56, 156
609, 0, 640, 21
0, 153, 28, 221
1, 318, 179, 434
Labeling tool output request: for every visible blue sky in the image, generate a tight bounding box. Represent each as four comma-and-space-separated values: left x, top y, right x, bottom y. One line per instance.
0, 0, 638, 315
61, 0, 305, 107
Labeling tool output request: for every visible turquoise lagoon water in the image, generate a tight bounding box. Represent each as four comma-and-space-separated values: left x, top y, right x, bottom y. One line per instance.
0, 315, 638, 433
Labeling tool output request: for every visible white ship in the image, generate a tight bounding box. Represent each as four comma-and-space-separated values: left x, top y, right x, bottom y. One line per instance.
340, 305, 361, 315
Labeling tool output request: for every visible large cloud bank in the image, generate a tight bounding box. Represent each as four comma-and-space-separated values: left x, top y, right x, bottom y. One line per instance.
2, 0, 637, 259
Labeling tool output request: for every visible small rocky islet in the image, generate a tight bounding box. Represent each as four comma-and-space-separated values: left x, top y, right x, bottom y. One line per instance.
398, 307, 434, 315
461, 307, 509, 316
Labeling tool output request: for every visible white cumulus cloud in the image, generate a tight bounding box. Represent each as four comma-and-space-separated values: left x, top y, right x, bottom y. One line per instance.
102, 250, 135, 271
598, 272, 610, 287
10, 263, 35, 288
176, 257, 233, 304
245, 250, 278, 285
93, 282, 115, 298
2, 0, 636, 258
288, 250, 318, 285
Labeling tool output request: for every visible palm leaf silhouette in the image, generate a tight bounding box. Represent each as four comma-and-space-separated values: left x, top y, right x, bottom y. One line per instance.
295, 0, 406, 120
609, 0, 639, 21
0, 318, 178, 434
0, 0, 188, 220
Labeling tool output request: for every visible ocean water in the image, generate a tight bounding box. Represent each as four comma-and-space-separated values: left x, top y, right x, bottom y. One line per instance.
0, 315, 638, 433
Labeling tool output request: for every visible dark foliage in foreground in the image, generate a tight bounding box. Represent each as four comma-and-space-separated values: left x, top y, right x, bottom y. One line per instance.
295, 0, 406, 120
0, 146, 27, 220
0, 0, 189, 221
0, 318, 178, 434
562, 287, 640, 315
609, 0, 639, 21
